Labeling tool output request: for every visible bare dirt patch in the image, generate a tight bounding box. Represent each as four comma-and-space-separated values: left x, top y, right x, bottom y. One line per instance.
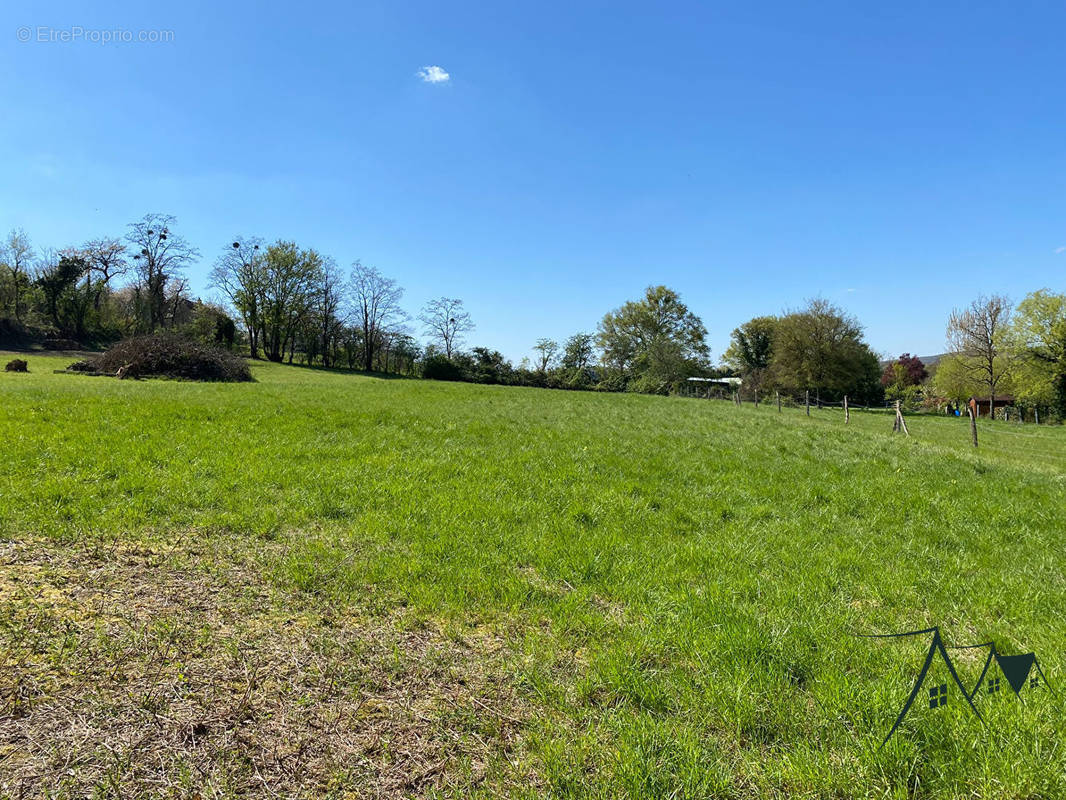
0, 538, 534, 798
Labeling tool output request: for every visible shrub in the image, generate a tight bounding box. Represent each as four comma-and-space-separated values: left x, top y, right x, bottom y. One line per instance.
594, 374, 628, 393
421, 354, 464, 382
558, 367, 595, 391
885, 383, 923, 412
627, 374, 672, 395
71, 333, 253, 382
4, 359, 28, 373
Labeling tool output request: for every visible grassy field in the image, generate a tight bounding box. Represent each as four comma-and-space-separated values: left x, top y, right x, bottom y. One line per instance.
2, 353, 1065, 798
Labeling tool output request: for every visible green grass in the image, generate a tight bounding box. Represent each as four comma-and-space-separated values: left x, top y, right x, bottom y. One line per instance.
2, 352, 1066, 798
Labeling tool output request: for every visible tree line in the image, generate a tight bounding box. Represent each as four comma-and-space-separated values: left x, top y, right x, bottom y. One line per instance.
2, 214, 1063, 418
0, 216, 211, 347
724, 292, 1066, 420
722, 299, 883, 404
916, 293, 1063, 420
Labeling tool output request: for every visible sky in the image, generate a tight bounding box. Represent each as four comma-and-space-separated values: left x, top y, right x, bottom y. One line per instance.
2, 1, 1064, 364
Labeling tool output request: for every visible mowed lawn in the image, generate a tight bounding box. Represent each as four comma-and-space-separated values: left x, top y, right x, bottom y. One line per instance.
2, 353, 1066, 799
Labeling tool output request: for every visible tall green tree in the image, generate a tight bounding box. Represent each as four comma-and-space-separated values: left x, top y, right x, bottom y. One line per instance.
770, 299, 881, 402
561, 332, 595, 370
36, 251, 90, 337
1, 229, 34, 323
596, 285, 709, 390
1010, 289, 1066, 417
724, 315, 777, 394
259, 241, 322, 362
533, 338, 559, 372
931, 354, 983, 405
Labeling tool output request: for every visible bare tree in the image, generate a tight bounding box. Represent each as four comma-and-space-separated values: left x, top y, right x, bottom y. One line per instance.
82, 238, 128, 310
418, 297, 473, 360
127, 214, 199, 331
350, 262, 405, 371
166, 275, 194, 327
315, 257, 346, 367
2, 228, 34, 322
533, 338, 559, 372
947, 294, 1013, 414
378, 324, 416, 373
210, 237, 265, 358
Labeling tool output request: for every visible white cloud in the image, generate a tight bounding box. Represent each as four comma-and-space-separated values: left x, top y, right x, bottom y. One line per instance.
1055, 245, 1066, 254
418, 65, 450, 84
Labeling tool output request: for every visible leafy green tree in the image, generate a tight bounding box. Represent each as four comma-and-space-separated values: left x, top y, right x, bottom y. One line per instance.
770, 299, 881, 402
596, 285, 709, 390
533, 338, 559, 372
559, 332, 596, 389
1, 229, 34, 323
35, 251, 90, 337
879, 354, 928, 410
185, 301, 238, 349
930, 354, 982, 405
1010, 289, 1066, 417
259, 241, 323, 362
561, 332, 595, 370
724, 315, 777, 395
470, 347, 513, 384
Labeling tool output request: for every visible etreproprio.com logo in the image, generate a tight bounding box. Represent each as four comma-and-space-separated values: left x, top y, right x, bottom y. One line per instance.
16, 26, 174, 44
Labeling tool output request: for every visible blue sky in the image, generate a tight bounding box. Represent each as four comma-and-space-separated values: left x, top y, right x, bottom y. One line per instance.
3, 1, 1064, 364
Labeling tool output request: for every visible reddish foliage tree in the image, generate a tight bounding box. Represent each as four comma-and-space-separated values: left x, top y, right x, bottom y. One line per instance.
881, 353, 927, 387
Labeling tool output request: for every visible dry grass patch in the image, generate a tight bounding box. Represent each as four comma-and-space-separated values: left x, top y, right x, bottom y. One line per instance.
0, 538, 534, 798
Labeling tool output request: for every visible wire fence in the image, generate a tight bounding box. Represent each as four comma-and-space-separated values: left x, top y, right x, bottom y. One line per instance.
679, 383, 1061, 458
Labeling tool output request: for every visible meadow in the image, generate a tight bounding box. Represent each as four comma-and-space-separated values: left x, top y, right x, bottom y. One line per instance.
2, 352, 1066, 799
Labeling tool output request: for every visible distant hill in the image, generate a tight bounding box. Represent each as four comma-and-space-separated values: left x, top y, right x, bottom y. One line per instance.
879, 353, 949, 369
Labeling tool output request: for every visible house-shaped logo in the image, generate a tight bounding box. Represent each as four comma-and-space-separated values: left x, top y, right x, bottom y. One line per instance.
860, 626, 1053, 747
953, 641, 1054, 703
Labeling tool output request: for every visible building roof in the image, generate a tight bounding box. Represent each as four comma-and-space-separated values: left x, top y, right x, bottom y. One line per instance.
687, 376, 742, 385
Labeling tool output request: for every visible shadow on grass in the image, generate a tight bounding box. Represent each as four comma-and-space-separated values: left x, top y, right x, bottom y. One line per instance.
254, 358, 419, 381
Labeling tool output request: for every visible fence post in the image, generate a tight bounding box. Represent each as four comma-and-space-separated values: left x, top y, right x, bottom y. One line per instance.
968, 405, 978, 448
844, 395, 849, 424
1036, 407, 1040, 425
754, 389, 759, 408
777, 391, 781, 412
805, 390, 810, 416
896, 400, 909, 436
